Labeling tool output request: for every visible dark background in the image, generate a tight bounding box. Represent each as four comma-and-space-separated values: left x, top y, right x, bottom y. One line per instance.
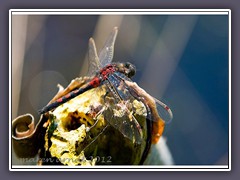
0, 0, 239, 179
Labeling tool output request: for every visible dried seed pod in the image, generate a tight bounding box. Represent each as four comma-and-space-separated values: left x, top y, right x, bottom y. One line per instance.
42, 83, 149, 165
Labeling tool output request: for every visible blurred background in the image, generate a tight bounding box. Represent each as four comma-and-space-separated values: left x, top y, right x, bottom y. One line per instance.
12, 13, 229, 165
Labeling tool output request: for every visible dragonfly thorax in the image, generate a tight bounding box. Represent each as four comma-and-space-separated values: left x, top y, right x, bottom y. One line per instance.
99, 64, 116, 79
99, 62, 136, 80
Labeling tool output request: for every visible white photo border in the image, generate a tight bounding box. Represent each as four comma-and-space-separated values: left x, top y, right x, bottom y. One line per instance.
9, 9, 231, 171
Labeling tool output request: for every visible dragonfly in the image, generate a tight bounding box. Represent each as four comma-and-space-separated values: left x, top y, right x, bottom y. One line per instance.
38, 27, 173, 144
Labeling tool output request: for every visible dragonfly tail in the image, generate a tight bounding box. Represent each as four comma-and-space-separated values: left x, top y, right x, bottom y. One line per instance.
38, 83, 93, 114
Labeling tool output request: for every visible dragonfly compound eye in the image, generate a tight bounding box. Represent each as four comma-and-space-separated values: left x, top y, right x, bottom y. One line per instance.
125, 62, 136, 78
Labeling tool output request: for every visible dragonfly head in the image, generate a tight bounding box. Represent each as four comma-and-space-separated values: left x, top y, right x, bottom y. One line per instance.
115, 62, 136, 78
123, 62, 136, 78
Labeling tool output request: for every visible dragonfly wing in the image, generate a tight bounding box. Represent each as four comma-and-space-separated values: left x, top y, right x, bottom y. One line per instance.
104, 74, 143, 144
120, 78, 173, 124
153, 97, 173, 124
103, 98, 143, 144
110, 111, 143, 144
98, 27, 118, 66
87, 38, 101, 76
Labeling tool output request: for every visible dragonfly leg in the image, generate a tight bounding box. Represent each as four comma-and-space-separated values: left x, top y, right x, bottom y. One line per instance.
86, 106, 107, 132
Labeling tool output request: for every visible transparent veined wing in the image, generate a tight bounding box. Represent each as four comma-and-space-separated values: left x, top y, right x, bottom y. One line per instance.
103, 74, 143, 144
153, 97, 173, 124
87, 38, 101, 76
98, 27, 118, 66
123, 80, 173, 124
102, 104, 143, 145
150, 98, 172, 144
111, 72, 173, 123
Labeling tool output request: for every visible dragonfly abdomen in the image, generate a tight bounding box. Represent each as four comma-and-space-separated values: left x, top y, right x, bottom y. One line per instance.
38, 83, 94, 114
